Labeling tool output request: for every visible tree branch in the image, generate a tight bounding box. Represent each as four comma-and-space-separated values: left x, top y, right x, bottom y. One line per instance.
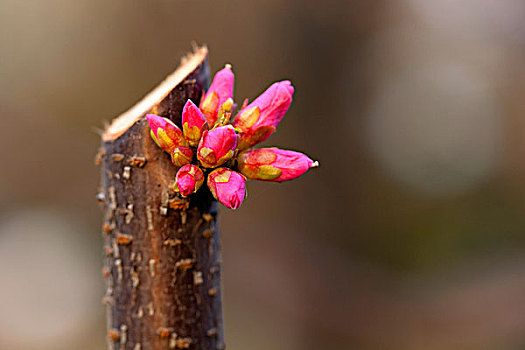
98, 46, 225, 350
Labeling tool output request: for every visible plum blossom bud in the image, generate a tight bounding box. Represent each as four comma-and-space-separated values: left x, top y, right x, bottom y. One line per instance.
174, 164, 204, 197
146, 114, 187, 154
182, 100, 207, 147
200, 65, 234, 127
197, 125, 237, 168
171, 146, 193, 167
233, 81, 294, 150
207, 168, 246, 210
237, 148, 317, 182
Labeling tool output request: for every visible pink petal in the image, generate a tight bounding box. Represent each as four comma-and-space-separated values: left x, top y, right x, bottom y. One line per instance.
208, 65, 234, 105
197, 125, 237, 168
237, 147, 317, 182
208, 168, 246, 210
182, 100, 207, 128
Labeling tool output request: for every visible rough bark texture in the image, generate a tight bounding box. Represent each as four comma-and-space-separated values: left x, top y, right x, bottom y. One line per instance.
98, 47, 225, 350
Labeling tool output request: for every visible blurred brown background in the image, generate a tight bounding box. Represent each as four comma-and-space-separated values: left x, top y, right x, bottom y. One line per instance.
2, 0, 525, 349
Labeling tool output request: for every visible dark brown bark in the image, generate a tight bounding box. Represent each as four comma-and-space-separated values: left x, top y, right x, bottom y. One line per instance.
98, 47, 225, 350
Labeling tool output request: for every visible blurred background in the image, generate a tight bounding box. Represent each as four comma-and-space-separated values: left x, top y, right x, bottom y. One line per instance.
1, 0, 525, 349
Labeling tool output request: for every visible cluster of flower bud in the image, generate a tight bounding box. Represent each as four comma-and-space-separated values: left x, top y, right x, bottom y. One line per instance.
146, 64, 317, 209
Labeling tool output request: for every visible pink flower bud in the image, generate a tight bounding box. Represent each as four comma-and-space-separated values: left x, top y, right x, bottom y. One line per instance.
200, 65, 234, 126
171, 146, 193, 167
146, 114, 187, 154
197, 125, 237, 168
237, 148, 317, 182
174, 164, 204, 197
182, 99, 208, 147
207, 168, 246, 210
233, 81, 294, 150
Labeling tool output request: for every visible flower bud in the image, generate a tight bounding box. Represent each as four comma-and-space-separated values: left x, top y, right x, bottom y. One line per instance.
174, 164, 204, 197
207, 168, 246, 210
233, 81, 294, 150
237, 148, 317, 182
197, 125, 237, 168
182, 99, 207, 147
171, 146, 193, 167
146, 114, 187, 154
200, 65, 234, 127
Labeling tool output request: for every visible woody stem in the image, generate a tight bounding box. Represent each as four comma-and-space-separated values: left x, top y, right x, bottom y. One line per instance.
97, 47, 225, 350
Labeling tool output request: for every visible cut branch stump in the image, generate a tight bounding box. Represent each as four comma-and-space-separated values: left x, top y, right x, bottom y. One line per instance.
98, 47, 225, 350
